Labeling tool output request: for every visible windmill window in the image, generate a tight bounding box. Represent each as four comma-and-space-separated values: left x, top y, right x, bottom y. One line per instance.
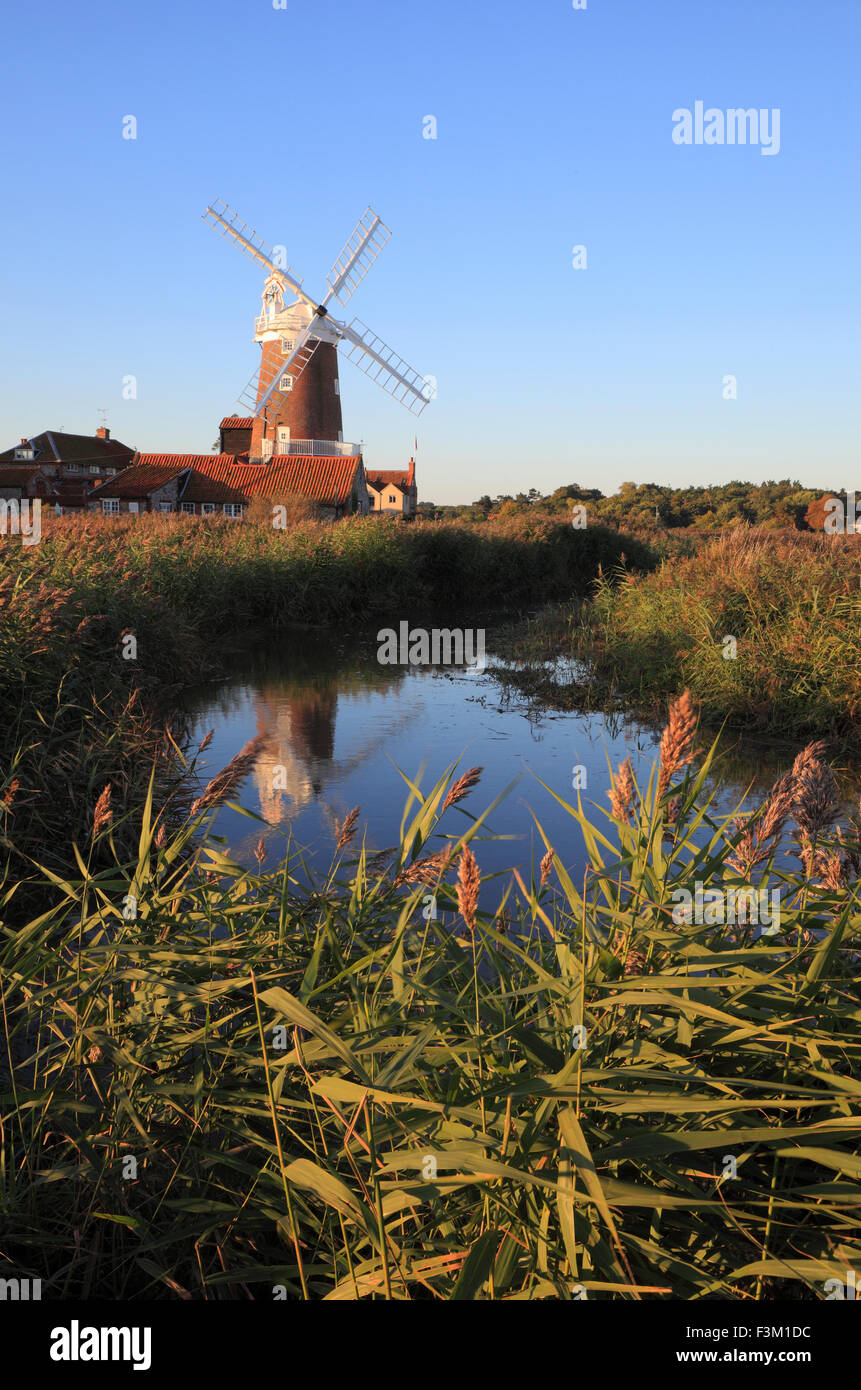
279, 374, 294, 392
281, 339, 294, 352
334, 380, 340, 397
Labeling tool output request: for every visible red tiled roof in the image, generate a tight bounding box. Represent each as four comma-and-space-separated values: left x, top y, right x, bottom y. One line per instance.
86, 452, 363, 509
88, 463, 188, 500
264, 455, 363, 505
365, 460, 416, 493
194, 454, 363, 506
187, 460, 265, 495
219, 417, 254, 431
180, 472, 248, 505
133, 453, 238, 470
366, 472, 408, 491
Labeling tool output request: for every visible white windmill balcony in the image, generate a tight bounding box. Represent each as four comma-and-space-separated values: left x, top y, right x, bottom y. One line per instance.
260, 439, 362, 460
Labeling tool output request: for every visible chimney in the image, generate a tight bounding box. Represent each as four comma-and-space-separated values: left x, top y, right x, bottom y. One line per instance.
96, 426, 110, 440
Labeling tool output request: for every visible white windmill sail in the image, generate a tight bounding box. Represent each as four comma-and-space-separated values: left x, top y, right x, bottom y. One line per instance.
326, 209, 391, 307
238, 333, 321, 418
338, 320, 431, 416
203, 199, 308, 305
203, 199, 433, 422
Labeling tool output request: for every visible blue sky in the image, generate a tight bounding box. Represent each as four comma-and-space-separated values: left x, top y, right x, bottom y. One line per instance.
1, 0, 858, 503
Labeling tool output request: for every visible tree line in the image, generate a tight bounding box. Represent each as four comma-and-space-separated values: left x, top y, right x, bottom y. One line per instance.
419, 479, 836, 530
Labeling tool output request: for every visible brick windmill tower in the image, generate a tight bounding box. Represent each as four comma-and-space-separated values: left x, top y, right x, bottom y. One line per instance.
204, 201, 432, 461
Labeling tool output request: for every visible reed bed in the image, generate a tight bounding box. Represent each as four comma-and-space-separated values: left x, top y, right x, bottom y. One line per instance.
1, 697, 858, 1300
570, 529, 861, 738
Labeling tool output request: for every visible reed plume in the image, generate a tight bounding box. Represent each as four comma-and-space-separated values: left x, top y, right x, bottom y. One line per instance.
729, 767, 795, 875
791, 741, 839, 878
91, 783, 113, 838
657, 690, 697, 803
335, 807, 360, 849
395, 847, 454, 887
457, 845, 480, 932
442, 766, 483, 812
190, 736, 265, 816
539, 848, 554, 888
727, 814, 756, 879
608, 757, 635, 823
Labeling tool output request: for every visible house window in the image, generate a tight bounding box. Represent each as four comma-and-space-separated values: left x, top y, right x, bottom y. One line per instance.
104, 467, 116, 476
222, 503, 243, 518
14, 446, 33, 460
388, 494, 396, 504
89, 464, 100, 473
159, 502, 172, 513
128, 502, 139, 514
201, 502, 216, 515
67, 463, 80, 473
279, 374, 294, 392
181, 502, 195, 514
101, 498, 119, 515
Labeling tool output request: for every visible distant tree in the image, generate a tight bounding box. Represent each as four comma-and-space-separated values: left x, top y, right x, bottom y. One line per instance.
805, 494, 840, 531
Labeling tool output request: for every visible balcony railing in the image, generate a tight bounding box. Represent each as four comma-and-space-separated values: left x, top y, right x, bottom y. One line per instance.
276, 440, 361, 458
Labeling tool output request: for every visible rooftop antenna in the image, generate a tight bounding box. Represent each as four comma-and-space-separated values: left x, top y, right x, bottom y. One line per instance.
98, 408, 108, 429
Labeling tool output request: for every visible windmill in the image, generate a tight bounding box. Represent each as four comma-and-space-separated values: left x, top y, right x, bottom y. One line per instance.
203, 199, 432, 461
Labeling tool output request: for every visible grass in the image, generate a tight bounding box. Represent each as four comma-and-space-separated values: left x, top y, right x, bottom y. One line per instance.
491, 529, 861, 743
1, 699, 858, 1300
